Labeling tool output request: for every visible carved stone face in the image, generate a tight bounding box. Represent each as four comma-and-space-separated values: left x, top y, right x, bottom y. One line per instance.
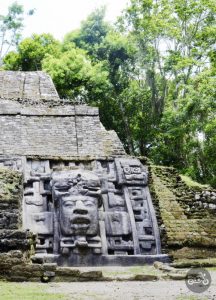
60, 194, 98, 235
51, 170, 101, 236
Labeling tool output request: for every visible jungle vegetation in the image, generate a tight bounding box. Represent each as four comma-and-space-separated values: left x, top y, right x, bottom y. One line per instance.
1, 0, 216, 186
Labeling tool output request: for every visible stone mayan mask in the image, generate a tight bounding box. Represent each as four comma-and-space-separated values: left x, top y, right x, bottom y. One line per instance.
51, 170, 102, 236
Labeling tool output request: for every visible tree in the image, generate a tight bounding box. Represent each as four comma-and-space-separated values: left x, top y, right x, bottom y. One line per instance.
63, 10, 140, 154
96, 31, 139, 153
0, 2, 34, 66
3, 33, 60, 71
63, 7, 111, 60
3, 2, 216, 185
42, 45, 109, 100
122, 0, 216, 184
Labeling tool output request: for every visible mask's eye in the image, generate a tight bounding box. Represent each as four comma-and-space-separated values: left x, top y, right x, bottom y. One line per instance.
82, 185, 88, 190
55, 184, 69, 192
63, 201, 75, 208
84, 199, 96, 207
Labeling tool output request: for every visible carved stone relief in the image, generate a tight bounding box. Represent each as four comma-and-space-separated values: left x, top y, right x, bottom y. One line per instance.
51, 170, 102, 254
22, 158, 161, 263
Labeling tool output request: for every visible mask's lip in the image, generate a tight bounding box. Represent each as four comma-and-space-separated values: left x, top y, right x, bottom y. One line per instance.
71, 216, 91, 224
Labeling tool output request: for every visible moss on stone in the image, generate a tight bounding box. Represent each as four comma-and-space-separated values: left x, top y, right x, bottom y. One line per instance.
171, 257, 216, 268
180, 175, 210, 190
0, 167, 23, 203
149, 165, 216, 259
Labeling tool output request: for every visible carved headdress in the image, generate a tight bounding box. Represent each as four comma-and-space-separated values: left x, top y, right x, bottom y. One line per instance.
51, 170, 102, 205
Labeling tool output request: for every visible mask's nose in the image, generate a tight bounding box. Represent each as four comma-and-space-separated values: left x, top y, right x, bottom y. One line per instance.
73, 199, 88, 215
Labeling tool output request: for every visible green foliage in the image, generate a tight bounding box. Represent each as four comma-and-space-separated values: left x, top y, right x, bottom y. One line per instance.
93, 31, 140, 153
180, 175, 210, 189
2, 1, 216, 186
3, 33, 60, 70
63, 10, 140, 153
0, 2, 34, 66
63, 7, 111, 60
123, 0, 216, 185
149, 68, 216, 185
42, 46, 109, 100
2, 50, 21, 70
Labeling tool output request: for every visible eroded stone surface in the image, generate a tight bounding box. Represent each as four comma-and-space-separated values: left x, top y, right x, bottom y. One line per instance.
0, 71, 125, 158
149, 165, 216, 259
0, 99, 125, 158
0, 71, 59, 101
0, 71, 164, 271
0, 167, 23, 230
1, 71, 215, 282
21, 158, 162, 266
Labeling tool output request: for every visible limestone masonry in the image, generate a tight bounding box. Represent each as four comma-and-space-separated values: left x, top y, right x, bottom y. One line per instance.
0, 71, 124, 158
0, 71, 215, 282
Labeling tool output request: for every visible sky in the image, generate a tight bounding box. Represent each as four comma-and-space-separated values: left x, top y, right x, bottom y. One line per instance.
0, 0, 129, 41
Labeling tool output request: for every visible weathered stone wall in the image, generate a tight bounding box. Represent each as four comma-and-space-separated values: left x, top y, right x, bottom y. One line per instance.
0, 71, 125, 158
0, 167, 23, 229
0, 166, 36, 281
0, 71, 59, 101
149, 165, 216, 259
0, 230, 34, 252
0, 99, 125, 158
1, 70, 215, 280
0, 252, 106, 282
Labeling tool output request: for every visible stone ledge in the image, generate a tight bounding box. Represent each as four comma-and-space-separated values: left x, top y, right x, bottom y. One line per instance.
171, 258, 216, 268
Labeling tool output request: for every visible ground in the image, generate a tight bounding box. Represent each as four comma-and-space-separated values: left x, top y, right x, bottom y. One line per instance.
0, 268, 215, 300
45, 277, 216, 300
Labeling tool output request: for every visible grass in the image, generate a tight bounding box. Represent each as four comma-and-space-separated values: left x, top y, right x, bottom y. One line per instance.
100, 265, 159, 277
176, 296, 208, 300
207, 267, 216, 271
180, 175, 210, 189
0, 282, 68, 300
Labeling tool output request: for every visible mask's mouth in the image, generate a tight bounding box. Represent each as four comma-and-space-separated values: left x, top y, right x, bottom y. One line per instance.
71, 216, 91, 225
